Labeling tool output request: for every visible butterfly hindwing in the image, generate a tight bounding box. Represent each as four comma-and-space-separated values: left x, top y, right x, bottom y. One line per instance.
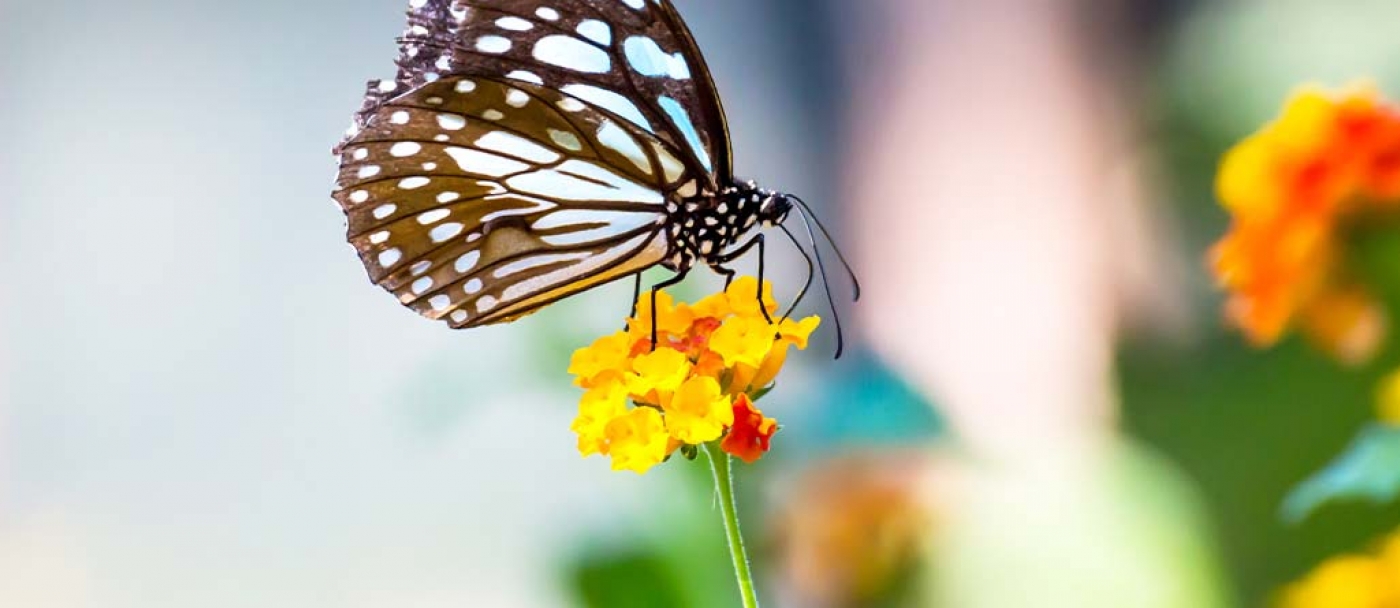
335, 75, 680, 328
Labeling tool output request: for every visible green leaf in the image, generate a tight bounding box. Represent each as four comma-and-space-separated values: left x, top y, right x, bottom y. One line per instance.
1281, 423, 1400, 524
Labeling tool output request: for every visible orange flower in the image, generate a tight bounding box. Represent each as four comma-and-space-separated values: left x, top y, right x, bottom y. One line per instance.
721, 394, 778, 464
1211, 83, 1400, 359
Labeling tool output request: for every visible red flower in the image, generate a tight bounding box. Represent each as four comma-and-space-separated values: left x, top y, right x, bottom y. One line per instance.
722, 394, 778, 463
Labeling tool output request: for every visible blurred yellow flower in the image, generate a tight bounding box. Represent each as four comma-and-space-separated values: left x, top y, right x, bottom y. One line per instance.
566, 277, 818, 473
1376, 369, 1400, 425
1278, 527, 1400, 608
1210, 82, 1400, 359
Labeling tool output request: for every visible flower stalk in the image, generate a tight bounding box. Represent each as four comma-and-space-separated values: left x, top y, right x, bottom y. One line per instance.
704, 441, 760, 608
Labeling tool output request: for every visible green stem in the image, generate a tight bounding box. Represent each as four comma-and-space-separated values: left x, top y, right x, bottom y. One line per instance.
703, 442, 760, 608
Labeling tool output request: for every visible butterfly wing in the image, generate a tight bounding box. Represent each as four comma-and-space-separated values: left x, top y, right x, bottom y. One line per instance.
347, 0, 732, 190
334, 75, 691, 327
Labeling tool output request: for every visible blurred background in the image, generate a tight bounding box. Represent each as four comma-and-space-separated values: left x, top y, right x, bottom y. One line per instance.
5, 0, 1400, 606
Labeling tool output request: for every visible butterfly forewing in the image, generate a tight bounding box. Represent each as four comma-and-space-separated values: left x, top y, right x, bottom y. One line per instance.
335, 75, 686, 328
358, 0, 733, 189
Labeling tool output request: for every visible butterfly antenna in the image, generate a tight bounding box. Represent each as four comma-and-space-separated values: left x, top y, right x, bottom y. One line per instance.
791, 196, 861, 301
779, 224, 815, 322
793, 205, 846, 359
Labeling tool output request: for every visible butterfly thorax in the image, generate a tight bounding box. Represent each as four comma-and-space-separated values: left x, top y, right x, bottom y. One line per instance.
661, 180, 793, 272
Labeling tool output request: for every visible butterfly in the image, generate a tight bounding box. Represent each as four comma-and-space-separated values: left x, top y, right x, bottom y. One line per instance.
332, 0, 858, 353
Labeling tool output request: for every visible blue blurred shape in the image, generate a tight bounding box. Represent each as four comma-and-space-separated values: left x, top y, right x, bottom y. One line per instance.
1282, 423, 1400, 524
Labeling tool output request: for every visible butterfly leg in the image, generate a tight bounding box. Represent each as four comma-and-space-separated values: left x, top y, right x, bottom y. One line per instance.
625, 273, 642, 330
714, 234, 776, 326
649, 271, 689, 350
712, 265, 737, 291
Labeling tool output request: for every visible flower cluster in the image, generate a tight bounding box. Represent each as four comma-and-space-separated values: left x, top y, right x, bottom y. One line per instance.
1211, 83, 1400, 363
1278, 528, 1400, 608
567, 277, 820, 474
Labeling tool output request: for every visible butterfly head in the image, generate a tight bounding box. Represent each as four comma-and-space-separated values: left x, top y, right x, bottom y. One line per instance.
759, 192, 795, 228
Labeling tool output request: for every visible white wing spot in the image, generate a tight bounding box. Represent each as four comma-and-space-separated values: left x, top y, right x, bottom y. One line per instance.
425, 96, 445, 106
623, 36, 691, 80
476, 296, 500, 313
536, 7, 560, 20
476, 36, 512, 54
451, 310, 469, 323
418, 209, 451, 225
411, 261, 432, 276
455, 80, 477, 93
357, 165, 381, 179
423, 162, 438, 171
557, 97, 586, 113
507, 70, 544, 85
620, 0, 645, 8
496, 16, 533, 31
378, 248, 402, 266
390, 142, 422, 157
399, 177, 431, 190
437, 113, 467, 130
370, 231, 390, 244
412, 276, 435, 295
430, 222, 464, 243
391, 111, 410, 124
505, 89, 530, 108
455, 250, 482, 274
549, 129, 583, 151
352, 148, 369, 160
483, 109, 505, 121
373, 204, 397, 219
429, 294, 451, 311
533, 36, 612, 74
437, 191, 460, 203
349, 190, 369, 204
464, 278, 484, 294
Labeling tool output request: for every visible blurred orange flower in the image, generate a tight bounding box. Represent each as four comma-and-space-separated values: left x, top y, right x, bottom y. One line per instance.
566, 277, 820, 473
1211, 83, 1400, 361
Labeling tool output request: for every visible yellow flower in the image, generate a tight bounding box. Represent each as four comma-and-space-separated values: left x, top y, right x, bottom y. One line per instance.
568, 332, 633, 388
723, 276, 779, 319
626, 289, 695, 346
565, 277, 821, 473
627, 347, 692, 402
571, 378, 629, 456
747, 316, 822, 392
664, 376, 733, 444
604, 407, 671, 474
710, 315, 776, 368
